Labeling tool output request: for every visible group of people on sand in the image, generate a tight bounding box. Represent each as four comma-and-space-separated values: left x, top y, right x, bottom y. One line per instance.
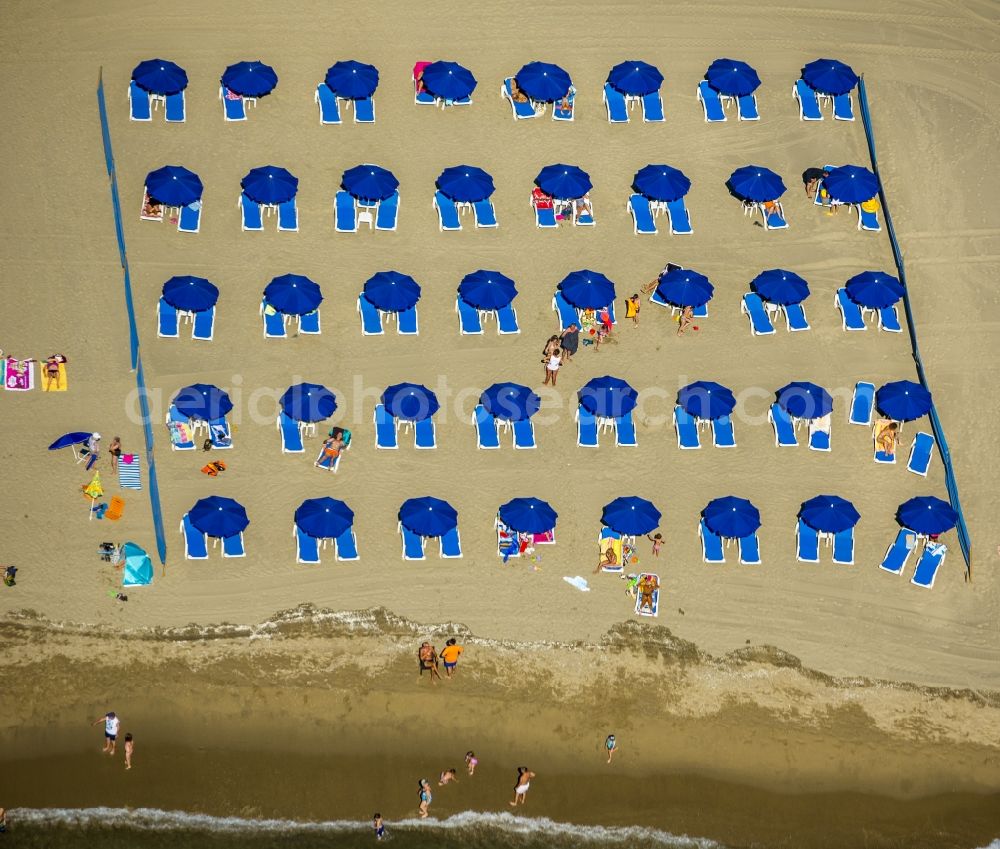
530, 185, 590, 224
418, 638, 464, 684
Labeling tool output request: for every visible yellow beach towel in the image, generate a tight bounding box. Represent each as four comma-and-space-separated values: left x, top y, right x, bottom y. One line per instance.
600, 536, 624, 571
42, 362, 68, 392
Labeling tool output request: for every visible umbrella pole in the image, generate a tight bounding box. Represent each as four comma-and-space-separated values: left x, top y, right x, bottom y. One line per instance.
89, 494, 97, 521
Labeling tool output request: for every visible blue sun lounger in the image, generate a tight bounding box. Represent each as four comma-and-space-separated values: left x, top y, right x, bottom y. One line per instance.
858, 206, 881, 232
796, 519, 820, 562
577, 405, 599, 448
700, 519, 725, 563
665, 198, 692, 234
353, 96, 375, 123
434, 191, 461, 231
878, 306, 901, 333
628, 194, 657, 235
240, 193, 263, 231
296, 525, 320, 564
552, 90, 574, 121
263, 303, 287, 338
129, 81, 152, 121
374, 403, 398, 449
457, 297, 483, 335
221, 87, 247, 121
397, 306, 418, 335
603, 83, 629, 123
712, 415, 736, 448
278, 412, 304, 453
615, 412, 637, 447
314, 443, 340, 472
739, 533, 761, 565
440, 527, 463, 558
879, 528, 916, 574
553, 291, 579, 330
793, 79, 823, 121
335, 191, 358, 232
697, 80, 726, 122
414, 418, 436, 449
181, 514, 208, 559
474, 199, 498, 228
832, 528, 854, 565
473, 405, 500, 449
158, 299, 179, 338
502, 78, 540, 119
165, 91, 185, 123
833, 92, 855, 121
535, 204, 557, 228
769, 404, 798, 447
741, 293, 775, 336
907, 432, 935, 476
278, 200, 298, 232
836, 288, 867, 331
209, 418, 232, 449
642, 90, 664, 122
674, 406, 701, 449
808, 423, 831, 452
358, 296, 384, 335
737, 94, 760, 121
512, 417, 536, 449
316, 83, 341, 124
192, 306, 215, 341
496, 304, 519, 334
763, 203, 788, 230
178, 202, 201, 233
221, 532, 245, 558
912, 542, 946, 588
335, 527, 359, 560
401, 524, 425, 560
784, 303, 810, 332
376, 192, 399, 231
849, 382, 876, 426
299, 310, 321, 335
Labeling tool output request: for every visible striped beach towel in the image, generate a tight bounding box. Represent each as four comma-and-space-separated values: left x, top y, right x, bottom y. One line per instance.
118, 454, 142, 490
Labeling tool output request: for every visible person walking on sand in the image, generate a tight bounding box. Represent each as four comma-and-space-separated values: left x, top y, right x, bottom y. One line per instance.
465, 751, 478, 776
626, 294, 641, 326
124, 733, 134, 770
544, 347, 562, 386
559, 323, 579, 364
509, 767, 535, 806
440, 637, 464, 679
92, 711, 120, 755
418, 779, 432, 818
605, 734, 618, 764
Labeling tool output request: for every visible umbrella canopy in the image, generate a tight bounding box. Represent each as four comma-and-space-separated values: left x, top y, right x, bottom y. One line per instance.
579, 376, 638, 418
295, 497, 354, 540
776, 382, 833, 420
399, 496, 458, 537
458, 270, 517, 310
436, 165, 495, 203
481, 383, 540, 422
121, 542, 153, 587
325, 60, 379, 99
703, 496, 761, 538
421, 60, 477, 101
750, 269, 810, 306
678, 381, 736, 420
896, 496, 958, 535
844, 271, 904, 309
362, 271, 421, 312
728, 166, 786, 203
601, 496, 661, 536
823, 165, 879, 204
48, 431, 93, 450
241, 166, 298, 205
189, 495, 249, 538
221, 60, 277, 97
607, 60, 663, 96
162, 275, 219, 312
263, 274, 323, 315
499, 497, 558, 534
132, 59, 188, 95
535, 164, 592, 200
656, 268, 714, 308
515, 61, 572, 102
557, 269, 615, 310
145, 165, 203, 206
802, 59, 859, 96
876, 381, 932, 422
280, 383, 337, 423
173, 383, 233, 421
705, 58, 761, 96
341, 164, 399, 202
632, 164, 691, 202
382, 383, 439, 422
82, 471, 103, 501
799, 495, 861, 534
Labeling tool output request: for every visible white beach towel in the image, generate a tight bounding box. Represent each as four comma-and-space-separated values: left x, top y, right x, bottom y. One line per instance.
562, 575, 590, 592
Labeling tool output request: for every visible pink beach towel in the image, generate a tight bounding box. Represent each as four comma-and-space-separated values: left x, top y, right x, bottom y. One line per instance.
4, 357, 35, 391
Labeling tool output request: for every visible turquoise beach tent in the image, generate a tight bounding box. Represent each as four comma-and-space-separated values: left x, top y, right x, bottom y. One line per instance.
122, 542, 153, 587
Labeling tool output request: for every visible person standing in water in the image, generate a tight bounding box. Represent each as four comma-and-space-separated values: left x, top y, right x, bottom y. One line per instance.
605, 734, 618, 764
372, 812, 385, 840
418, 779, 432, 818
509, 767, 535, 806
465, 751, 478, 776
124, 733, 134, 770
92, 711, 120, 755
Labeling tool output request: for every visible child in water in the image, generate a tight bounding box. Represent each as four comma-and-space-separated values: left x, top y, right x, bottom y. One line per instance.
465, 751, 478, 776
372, 812, 385, 840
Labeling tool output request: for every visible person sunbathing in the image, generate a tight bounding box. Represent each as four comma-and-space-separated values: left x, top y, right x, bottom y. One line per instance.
531, 186, 553, 209
876, 420, 899, 456
141, 193, 163, 219
595, 546, 618, 573
321, 434, 345, 466
559, 85, 576, 114
511, 79, 529, 103
639, 574, 659, 613
44, 354, 65, 389
677, 305, 695, 336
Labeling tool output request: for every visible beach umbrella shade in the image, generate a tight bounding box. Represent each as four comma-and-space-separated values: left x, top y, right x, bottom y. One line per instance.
162, 276, 219, 313
48, 431, 93, 450
362, 271, 421, 312
399, 496, 458, 538
705, 58, 761, 96
703, 496, 761, 539
382, 383, 439, 422
240, 166, 298, 205
121, 542, 153, 587
457, 270, 517, 310
189, 496, 249, 538
579, 376, 638, 419
515, 61, 572, 102
280, 383, 337, 423
263, 274, 323, 315
678, 381, 736, 421
145, 165, 203, 206
727, 166, 786, 203
173, 383, 233, 421
896, 496, 958, 536
421, 60, 477, 101
325, 60, 379, 99
341, 164, 399, 202
436, 166, 495, 203
221, 60, 278, 97
633, 164, 691, 202
802, 59, 859, 96
655, 268, 714, 308
535, 164, 592, 201
799, 495, 861, 534
557, 269, 615, 309
480, 383, 540, 422
876, 381, 932, 422
823, 165, 879, 204
750, 269, 810, 306
295, 497, 354, 540
499, 497, 558, 534
601, 496, 662, 536
776, 382, 833, 420
844, 271, 904, 309
132, 59, 188, 95
607, 60, 663, 96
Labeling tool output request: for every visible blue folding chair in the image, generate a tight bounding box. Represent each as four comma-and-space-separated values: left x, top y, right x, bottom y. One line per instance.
794, 79, 823, 121
603, 83, 629, 123
697, 80, 726, 122
473, 199, 498, 228
353, 96, 375, 123
192, 306, 214, 341
796, 520, 819, 563
879, 529, 916, 574
335, 527, 360, 561
181, 514, 208, 559
358, 296, 384, 335
376, 192, 399, 231
457, 297, 483, 335
240, 193, 263, 231
374, 404, 398, 449
316, 83, 341, 124
628, 194, 657, 235
129, 80, 151, 121
513, 418, 536, 449
700, 520, 725, 563
335, 191, 358, 232
832, 528, 854, 565
665, 198, 692, 235
296, 525, 321, 564
907, 432, 935, 476
674, 406, 701, 449
497, 304, 519, 335
414, 418, 436, 449
911, 542, 947, 588
472, 405, 500, 449
440, 527, 463, 558
279, 412, 304, 453
157, 298, 179, 338
278, 200, 298, 232
849, 382, 876, 426
434, 191, 461, 231
401, 525, 425, 560
553, 291, 579, 330
739, 533, 761, 565
615, 412, 637, 447
577, 405, 599, 447
769, 404, 798, 447
165, 91, 185, 122
642, 90, 665, 122
397, 306, 418, 335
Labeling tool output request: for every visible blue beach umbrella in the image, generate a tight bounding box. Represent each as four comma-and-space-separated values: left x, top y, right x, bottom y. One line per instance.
458, 270, 517, 310
221, 61, 277, 97
896, 496, 958, 535
802, 59, 859, 96
728, 166, 786, 202
706, 58, 761, 96
132, 59, 188, 95
189, 496, 249, 538
162, 276, 219, 313
341, 164, 399, 202
325, 60, 379, 99
601, 496, 661, 536
241, 166, 298, 205
421, 61, 477, 101
823, 165, 879, 204
776, 382, 833, 420
399, 496, 458, 537
382, 383, 439, 422
535, 164, 592, 200
280, 383, 337, 423
145, 166, 203, 206
121, 542, 153, 587
481, 383, 540, 422
579, 376, 638, 419
656, 269, 714, 308
263, 274, 323, 315
173, 383, 233, 421
844, 271, 904, 309
48, 432, 93, 451
678, 381, 736, 421
750, 269, 809, 306
876, 381, 932, 422
703, 496, 761, 539
607, 60, 663, 96
633, 164, 691, 202
499, 497, 558, 534
799, 496, 861, 534
436, 166, 495, 203
295, 497, 354, 540
362, 271, 420, 312
515, 61, 572, 102
557, 270, 615, 310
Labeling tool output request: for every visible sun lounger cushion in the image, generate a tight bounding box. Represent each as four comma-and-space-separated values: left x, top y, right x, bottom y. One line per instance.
674, 406, 701, 449
604, 83, 629, 123
832, 528, 854, 565
850, 382, 875, 425
739, 533, 761, 565
223, 532, 245, 558
496, 304, 519, 334
277, 200, 298, 232
335, 527, 359, 560
665, 198, 692, 234
129, 81, 152, 121
397, 305, 418, 335
440, 528, 462, 558
374, 403, 397, 449
629, 194, 656, 235
742, 293, 775, 336
358, 295, 384, 335
513, 418, 536, 449
299, 310, 321, 335
435, 191, 461, 231
335, 191, 357, 232
907, 432, 935, 476
577, 405, 599, 447
457, 297, 483, 335
473, 405, 500, 449
535, 205, 557, 228
911, 542, 946, 588
837, 288, 867, 331
700, 519, 725, 563
158, 299, 179, 338
181, 514, 208, 559
209, 418, 232, 449
192, 306, 214, 341
503, 78, 539, 119
414, 418, 436, 449
178, 202, 201, 233
737, 94, 759, 120
376, 193, 399, 231
796, 519, 819, 562
474, 199, 497, 228
316, 83, 341, 123
296, 526, 320, 564
769, 404, 797, 447
353, 96, 375, 123
222, 87, 247, 121
713, 415, 736, 448
165, 91, 185, 122
794, 79, 823, 121
241, 193, 263, 231
642, 91, 664, 122
879, 528, 916, 574
553, 292, 579, 330
615, 412, 637, 447
279, 412, 304, 453
263, 304, 287, 338
879, 306, 901, 332
784, 303, 810, 332
698, 80, 726, 122
401, 525, 425, 560
833, 93, 855, 121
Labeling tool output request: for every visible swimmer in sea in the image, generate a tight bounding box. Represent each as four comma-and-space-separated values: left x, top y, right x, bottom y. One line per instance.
439, 768, 459, 786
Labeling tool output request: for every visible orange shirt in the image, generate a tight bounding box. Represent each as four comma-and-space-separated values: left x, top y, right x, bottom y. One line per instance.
440, 645, 463, 664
